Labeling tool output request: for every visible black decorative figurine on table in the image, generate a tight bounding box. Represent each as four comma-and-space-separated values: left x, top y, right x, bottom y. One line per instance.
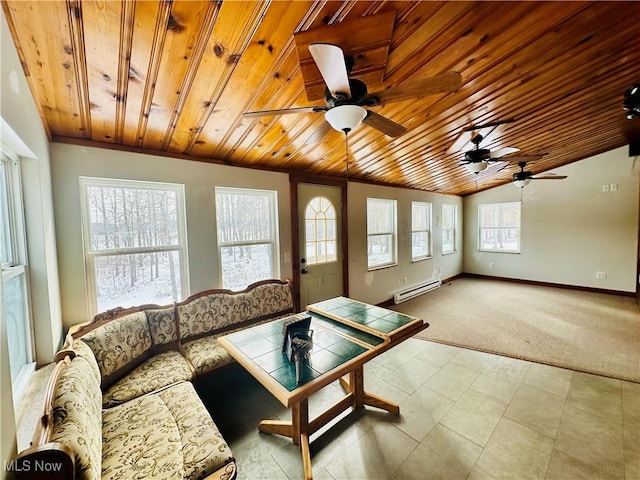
282, 316, 314, 385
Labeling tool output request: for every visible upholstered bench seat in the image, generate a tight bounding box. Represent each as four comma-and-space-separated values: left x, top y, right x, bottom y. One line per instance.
102, 381, 233, 480
102, 350, 194, 408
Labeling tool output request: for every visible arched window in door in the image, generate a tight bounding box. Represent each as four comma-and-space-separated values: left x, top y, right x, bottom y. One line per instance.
305, 196, 337, 265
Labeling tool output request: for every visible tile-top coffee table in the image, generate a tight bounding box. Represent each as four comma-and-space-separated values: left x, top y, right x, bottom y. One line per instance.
217, 296, 428, 479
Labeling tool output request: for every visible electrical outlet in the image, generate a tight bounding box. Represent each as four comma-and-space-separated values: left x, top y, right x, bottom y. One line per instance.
596, 272, 607, 279
438, 267, 443, 274
402, 277, 408, 285
489, 262, 494, 269
610, 183, 618, 191
601, 184, 610, 192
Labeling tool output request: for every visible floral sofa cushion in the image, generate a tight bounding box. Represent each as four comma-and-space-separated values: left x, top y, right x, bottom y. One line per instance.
177, 292, 247, 341
102, 351, 194, 408
244, 281, 293, 322
101, 381, 233, 480
50, 355, 103, 480
80, 311, 152, 385
146, 306, 178, 346
181, 336, 236, 376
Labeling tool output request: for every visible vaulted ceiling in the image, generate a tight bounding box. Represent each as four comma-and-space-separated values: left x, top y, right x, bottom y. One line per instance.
3, 1, 639, 195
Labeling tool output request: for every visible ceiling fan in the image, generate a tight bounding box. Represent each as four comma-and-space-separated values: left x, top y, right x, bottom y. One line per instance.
511, 161, 567, 188
244, 43, 461, 144
461, 133, 521, 173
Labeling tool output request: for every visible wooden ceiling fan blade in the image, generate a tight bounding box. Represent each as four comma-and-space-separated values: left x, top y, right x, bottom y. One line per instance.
243, 106, 326, 118
362, 110, 407, 137
308, 43, 351, 98
305, 121, 332, 145
489, 147, 519, 159
365, 71, 461, 105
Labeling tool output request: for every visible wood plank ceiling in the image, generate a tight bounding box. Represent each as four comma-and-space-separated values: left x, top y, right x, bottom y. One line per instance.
3, 1, 640, 196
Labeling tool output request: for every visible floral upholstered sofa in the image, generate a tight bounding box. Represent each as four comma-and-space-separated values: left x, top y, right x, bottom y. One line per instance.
10, 279, 294, 480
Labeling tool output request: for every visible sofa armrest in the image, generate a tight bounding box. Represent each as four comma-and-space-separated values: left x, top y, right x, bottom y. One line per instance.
7, 442, 75, 480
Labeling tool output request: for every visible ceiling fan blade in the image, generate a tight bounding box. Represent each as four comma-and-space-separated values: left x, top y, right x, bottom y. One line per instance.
244, 106, 326, 118
308, 43, 351, 98
305, 121, 332, 145
489, 147, 519, 159
362, 110, 407, 137
531, 174, 568, 180
365, 71, 461, 105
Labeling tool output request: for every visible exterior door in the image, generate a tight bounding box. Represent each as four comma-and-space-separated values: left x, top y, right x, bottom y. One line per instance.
298, 183, 343, 309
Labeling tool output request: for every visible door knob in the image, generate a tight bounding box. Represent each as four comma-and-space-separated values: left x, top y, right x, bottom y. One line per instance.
301, 268, 308, 274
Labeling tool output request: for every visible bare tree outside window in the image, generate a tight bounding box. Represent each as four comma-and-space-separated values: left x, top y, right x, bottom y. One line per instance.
215, 187, 279, 290
367, 198, 397, 269
80, 178, 187, 315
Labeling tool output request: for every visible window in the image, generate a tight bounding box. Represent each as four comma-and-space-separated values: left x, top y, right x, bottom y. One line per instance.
367, 198, 397, 269
411, 201, 432, 261
305, 196, 337, 265
215, 187, 279, 290
80, 178, 188, 315
1, 150, 35, 399
442, 203, 457, 254
479, 202, 521, 252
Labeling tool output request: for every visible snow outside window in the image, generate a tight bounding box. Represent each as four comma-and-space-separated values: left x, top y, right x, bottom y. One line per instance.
411, 201, 432, 261
442, 203, 457, 254
479, 202, 521, 253
367, 198, 397, 270
215, 187, 280, 290
80, 177, 188, 316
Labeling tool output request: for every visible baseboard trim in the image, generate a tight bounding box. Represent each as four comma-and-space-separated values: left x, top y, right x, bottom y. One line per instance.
462, 273, 636, 297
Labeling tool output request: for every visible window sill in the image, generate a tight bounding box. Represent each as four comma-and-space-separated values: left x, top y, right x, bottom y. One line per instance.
367, 263, 398, 272
441, 251, 457, 256
477, 250, 521, 254
411, 256, 433, 263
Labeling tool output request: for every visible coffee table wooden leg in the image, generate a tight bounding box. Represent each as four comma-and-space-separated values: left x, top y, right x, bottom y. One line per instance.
300, 432, 313, 480
341, 366, 400, 414
259, 399, 314, 479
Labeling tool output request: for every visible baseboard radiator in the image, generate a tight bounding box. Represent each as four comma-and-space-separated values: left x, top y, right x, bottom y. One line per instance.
394, 279, 442, 304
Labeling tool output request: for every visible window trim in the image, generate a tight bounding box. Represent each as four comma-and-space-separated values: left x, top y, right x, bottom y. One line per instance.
441, 203, 457, 255
214, 186, 280, 289
304, 195, 337, 266
366, 197, 398, 271
411, 201, 432, 262
1, 148, 36, 403
79, 177, 189, 317
478, 201, 521, 253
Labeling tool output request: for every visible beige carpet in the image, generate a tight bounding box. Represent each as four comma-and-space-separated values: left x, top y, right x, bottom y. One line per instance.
392, 277, 640, 383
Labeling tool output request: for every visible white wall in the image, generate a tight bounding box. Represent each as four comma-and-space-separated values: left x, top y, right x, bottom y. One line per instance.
50, 143, 294, 328
1, 9, 62, 476
347, 181, 463, 305
463, 147, 639, 292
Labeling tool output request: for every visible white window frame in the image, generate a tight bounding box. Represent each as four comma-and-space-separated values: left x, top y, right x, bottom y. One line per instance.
478, 202, 521, 253
367, 197, 398, 270
304, 196, 337, 266
411, 201, 432, 261
1, 149, 35, 403
442, 203, 457, 255
214, 186, 280, 289
79, 177, 189, 317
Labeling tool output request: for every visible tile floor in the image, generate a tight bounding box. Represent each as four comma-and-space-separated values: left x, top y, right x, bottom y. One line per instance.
17, 338, 640, 480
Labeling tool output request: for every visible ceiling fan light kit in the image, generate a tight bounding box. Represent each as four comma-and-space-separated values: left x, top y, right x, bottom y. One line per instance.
513, 178, 531, 188
324, 104, 367, 133
467, 162, 488, 173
